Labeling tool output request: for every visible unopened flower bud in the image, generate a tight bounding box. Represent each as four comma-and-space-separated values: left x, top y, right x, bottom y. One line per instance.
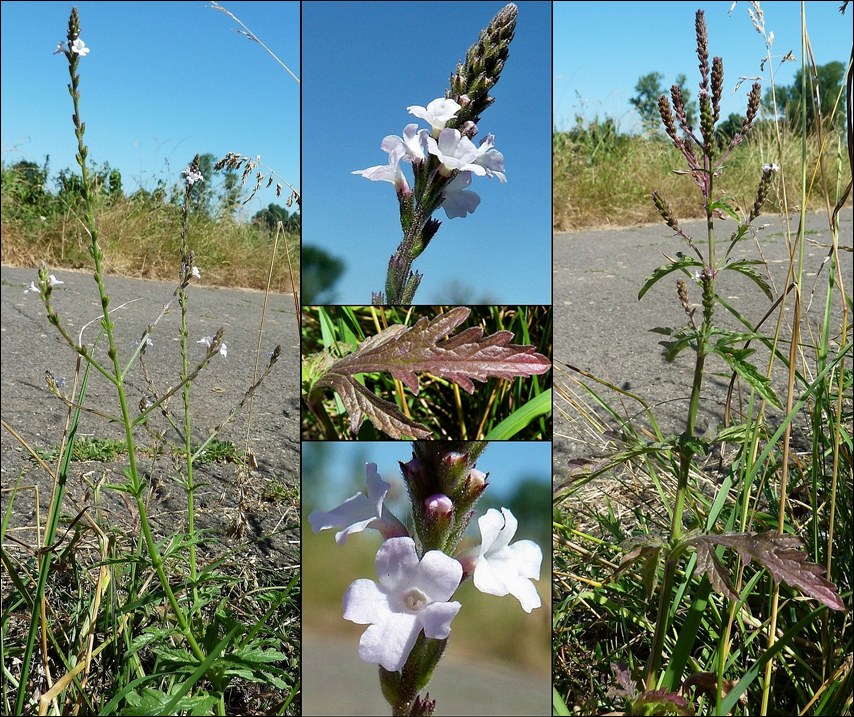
460, 120, 478, 139
425, 493, 454, 517
466, 469, 488, 493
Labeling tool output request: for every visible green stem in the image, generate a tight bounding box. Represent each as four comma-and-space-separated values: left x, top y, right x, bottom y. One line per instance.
176, 170, 201, 612
67, 37, 205, 664
645, 161, 716, 693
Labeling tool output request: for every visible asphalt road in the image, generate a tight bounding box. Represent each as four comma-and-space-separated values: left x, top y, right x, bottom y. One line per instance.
553, 207, 853, 470
0, 265, 300, 567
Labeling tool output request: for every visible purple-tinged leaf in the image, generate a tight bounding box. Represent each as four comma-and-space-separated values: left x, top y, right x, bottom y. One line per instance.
688, 531, 845, 612
632, 689, 694, 716
681, 672, 745, 709
610, 536, 666, 599
329, 307, 550, 394
609, 662, 636, 700
311, 307, 551, 438
316, 372, 432, 440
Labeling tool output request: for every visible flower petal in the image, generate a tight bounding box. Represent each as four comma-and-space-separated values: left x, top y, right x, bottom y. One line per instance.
411, 549, 463, 602
418, 600, 462, 640
375, 536, 421, 590
358, 612, 420, 671
343, 578, 391, 624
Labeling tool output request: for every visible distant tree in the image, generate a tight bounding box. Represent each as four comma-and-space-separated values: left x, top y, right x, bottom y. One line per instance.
56, 161, 122, 206
106, 167, 122, 202
715, 111, 748, 145
301, 245, 344, 304
253, 203, 300, 234
630, 71, 665, 130
3, 159, 49, 209
763, 61, 846, 130
631, 72, 697, 132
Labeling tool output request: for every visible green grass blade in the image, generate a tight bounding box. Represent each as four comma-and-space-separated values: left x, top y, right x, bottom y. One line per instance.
484, 388, 552, 439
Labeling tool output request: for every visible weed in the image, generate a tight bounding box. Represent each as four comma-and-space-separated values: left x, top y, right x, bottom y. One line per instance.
553, 6, 852, 715
1, 7, 300, 715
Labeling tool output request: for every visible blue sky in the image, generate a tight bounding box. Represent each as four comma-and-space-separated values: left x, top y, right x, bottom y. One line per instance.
1, 1, 300, 217
301, 1, 553, 305
555, 1, 852, 132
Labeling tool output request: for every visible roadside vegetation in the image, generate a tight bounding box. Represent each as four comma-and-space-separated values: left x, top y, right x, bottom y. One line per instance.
1, 153, 300, 292
1, 6, 301, 715
553, 5, 852, 716
554, 59, 849, 231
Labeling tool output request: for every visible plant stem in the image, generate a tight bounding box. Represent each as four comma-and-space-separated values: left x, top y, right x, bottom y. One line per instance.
64, 19, 205, 663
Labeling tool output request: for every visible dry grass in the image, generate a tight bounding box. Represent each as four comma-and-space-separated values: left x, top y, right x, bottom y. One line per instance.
0, 196, 299, 293
553, 121, 850, 231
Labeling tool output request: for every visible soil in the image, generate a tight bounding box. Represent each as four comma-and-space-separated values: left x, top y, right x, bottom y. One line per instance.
0, 264, 301, 571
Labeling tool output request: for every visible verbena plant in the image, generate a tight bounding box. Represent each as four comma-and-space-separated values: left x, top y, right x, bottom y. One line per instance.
301, 305, 552, 440
353, 4, 516, 305
553, 7, 851, 716
0, 8, 300, 715
308, 442, 545, 716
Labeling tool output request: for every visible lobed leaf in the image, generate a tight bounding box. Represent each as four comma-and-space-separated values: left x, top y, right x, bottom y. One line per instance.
712, 342, 782, 409
316, 371, 432, 439
311, 306, 550, 438
721, 259, 773, 301
687, 531, 846, 612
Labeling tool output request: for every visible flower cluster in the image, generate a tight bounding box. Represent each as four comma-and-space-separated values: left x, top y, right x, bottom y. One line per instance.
25, 274, 64, 294
353, 97, 506, 220
53, 38, 90, 57
309, 460, 542, 673
197, 335, 227, 359
182, 165, 205, 187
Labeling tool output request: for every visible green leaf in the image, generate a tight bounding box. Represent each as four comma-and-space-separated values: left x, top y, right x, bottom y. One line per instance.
484, 388, 552, 439
553, 687, 571, 716
713, 344, 782, 409
638, 256, 703, 300
719, 605, 828, 714
657, 326, 701, 362
721, 259, 774, 300
709, 198, 740, 223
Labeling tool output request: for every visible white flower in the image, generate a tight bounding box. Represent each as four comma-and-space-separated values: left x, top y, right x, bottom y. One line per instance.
441, 171, 480, 219
343, 536, 463, 671
353, 124, 427, 194
24, 282, 40, 294
197, 336, 215, 348
407, 97, 461, 135
70, 38, 89, 56
308, 463, 407, 544
352, 144, 410, 194
762, 162, 779, 173
191, 266, 201, 279
52, 41, 65, 55
472, 507, 542, 613
381, 123, 427, 163
219, 343, 227, 359
426, 128, 486, 176
182, 166, 204, 187
47, 274, 64, 287
473, 134, 507, 182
